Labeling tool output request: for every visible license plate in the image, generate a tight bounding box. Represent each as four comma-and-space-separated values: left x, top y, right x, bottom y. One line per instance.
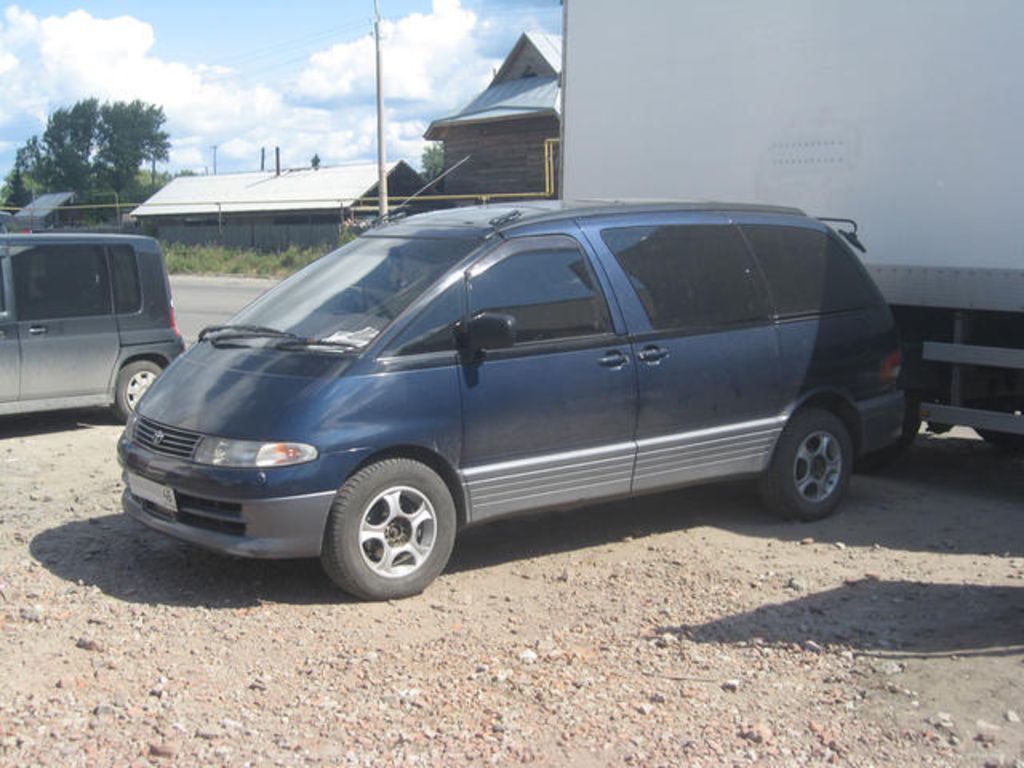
127, 472, 177, 513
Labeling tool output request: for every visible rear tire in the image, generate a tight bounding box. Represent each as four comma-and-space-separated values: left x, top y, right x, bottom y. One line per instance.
113, 360, 163, 423
976, 429, 1024, 452
760, 408, 852, 521
321, 459, 456, 601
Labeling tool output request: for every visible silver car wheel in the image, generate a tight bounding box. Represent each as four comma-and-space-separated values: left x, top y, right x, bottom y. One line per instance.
125, 370, 157, 410
358, 485, 437, 579
793, 430, 842, 502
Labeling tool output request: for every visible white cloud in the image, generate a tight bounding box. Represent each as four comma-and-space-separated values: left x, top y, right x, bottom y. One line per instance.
295, 0, 493, 107
0, 1, 556, 178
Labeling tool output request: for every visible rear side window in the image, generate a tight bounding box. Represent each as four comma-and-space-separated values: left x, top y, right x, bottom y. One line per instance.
110, 245, 142, 314
601, 224, 767, 330
469, 245, 612, 344
12, 245, 112, 321
742, 226, 882, 317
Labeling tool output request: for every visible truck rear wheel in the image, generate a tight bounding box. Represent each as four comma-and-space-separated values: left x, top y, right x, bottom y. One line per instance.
976, 429, 1024, 452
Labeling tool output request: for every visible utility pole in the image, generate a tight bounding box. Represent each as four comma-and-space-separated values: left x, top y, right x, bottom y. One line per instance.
211, 145, 218, 175
374, 0, 389, 217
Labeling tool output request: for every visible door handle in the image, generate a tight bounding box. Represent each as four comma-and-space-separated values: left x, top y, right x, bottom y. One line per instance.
638, 345, 669, 364
599, 350, 629, 368
28, 326, 48, 335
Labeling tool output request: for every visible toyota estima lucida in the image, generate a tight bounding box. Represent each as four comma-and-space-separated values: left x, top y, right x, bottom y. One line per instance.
118, 202, 904, 600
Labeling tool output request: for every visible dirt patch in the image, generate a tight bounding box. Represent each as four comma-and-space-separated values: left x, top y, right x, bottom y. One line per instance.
1, 413, 1022, 766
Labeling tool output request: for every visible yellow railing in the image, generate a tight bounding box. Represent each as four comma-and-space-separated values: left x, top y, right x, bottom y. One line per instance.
544, 137, 560, 198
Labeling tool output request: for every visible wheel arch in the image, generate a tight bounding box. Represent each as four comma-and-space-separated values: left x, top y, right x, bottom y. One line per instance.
787, 389, 862, 456
349, 445, 469, 529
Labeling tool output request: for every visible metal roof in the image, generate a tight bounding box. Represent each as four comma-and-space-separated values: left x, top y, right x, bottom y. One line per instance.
12, 191, 75, 225
131, 162, 410, 218
493, 31, 562, 81
425, 76, 559, 138
424, 32, 562, 140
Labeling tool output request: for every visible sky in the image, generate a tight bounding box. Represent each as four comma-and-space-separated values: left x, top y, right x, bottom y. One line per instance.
0, 0, 562, 182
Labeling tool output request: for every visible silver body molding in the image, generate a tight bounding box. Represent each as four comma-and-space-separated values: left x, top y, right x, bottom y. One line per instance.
461, 417, 786, 523
632, 418, 785, 493
462, 442, 636, 522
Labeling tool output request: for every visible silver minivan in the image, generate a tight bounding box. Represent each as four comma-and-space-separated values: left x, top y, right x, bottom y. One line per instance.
0, 233, 183, 421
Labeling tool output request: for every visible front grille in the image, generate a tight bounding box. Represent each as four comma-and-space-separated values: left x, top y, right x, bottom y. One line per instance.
177, 509, 246, 536
135, 418, 201, 459
137, 492, 246, 537
177, 493, 243, 520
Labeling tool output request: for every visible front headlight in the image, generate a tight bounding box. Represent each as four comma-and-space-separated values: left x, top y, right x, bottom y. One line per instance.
193, 437, 318, 467
123, 412, 138, 441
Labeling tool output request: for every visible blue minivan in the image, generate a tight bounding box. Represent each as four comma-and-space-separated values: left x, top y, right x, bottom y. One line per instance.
118, 202, 903, 600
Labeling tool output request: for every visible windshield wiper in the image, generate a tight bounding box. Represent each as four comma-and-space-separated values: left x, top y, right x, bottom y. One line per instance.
198, 324, 305, 343
199, 324, 362, 352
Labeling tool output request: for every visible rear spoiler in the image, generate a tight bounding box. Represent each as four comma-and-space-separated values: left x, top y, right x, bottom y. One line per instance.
819, 217, 866, 253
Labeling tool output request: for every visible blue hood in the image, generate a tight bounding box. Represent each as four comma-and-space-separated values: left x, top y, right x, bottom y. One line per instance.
138, 342, 356, 439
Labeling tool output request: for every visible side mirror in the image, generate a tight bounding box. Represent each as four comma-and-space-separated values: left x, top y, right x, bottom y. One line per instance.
460, 312, 515, 355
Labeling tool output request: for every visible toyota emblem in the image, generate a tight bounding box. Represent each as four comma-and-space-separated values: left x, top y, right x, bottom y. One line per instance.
153, 430, 166, 445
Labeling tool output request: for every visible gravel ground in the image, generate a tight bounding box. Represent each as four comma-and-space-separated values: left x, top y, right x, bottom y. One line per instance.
1, 412, 1022, 767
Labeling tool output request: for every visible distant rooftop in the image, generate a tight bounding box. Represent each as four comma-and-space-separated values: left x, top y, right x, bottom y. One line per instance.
132, 162, 414, 218
424, 31, 562, 140
12, 191, 75, 226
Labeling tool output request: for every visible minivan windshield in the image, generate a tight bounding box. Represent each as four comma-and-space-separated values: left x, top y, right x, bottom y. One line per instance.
226, 235, 477, 349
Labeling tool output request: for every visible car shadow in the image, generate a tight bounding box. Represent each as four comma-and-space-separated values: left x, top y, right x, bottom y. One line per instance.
679, 578, 1024, 658
29, 513, 351, 609
0, 408, 120, 438
699, 432, 1024, 557
29, 429, 1021, 608
29, 485, 764, 609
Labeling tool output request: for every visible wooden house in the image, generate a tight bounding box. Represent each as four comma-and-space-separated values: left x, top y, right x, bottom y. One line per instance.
424, 32, 561, 198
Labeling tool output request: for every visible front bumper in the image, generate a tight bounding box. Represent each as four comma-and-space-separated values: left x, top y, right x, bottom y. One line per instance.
117, 426, 369, 559
122, 480, 335, 558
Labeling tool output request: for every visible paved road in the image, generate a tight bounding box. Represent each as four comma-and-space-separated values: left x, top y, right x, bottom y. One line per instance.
169, 275, 278, 344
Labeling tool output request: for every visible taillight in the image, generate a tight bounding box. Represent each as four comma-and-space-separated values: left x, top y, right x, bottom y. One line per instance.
881, 349, 902, 384
170, 302, 180, 337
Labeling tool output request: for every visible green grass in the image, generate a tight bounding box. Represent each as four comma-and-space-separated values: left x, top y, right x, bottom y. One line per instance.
162, 233, 357, 277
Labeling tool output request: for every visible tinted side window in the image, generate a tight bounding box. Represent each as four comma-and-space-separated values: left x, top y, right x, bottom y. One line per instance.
742, 226, 882, 317
12, 245, 112, 321
391, 282, 461, 356
0, 261, 6, 313
470, 246, 612, 344
110, 246, 141, 314
601, 225, 767, 330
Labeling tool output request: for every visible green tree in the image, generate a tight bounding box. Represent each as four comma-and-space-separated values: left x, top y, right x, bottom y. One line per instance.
2, 167, 31, 209
421, 142, 444, 180
39, 98, 99, 192
94, 100, 170, 196
2, 141, 43, 208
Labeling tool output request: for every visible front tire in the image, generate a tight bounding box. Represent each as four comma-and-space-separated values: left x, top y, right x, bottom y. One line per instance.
113, 360, 163, 422
321, 459, 457, 601
760, 408, 853, 521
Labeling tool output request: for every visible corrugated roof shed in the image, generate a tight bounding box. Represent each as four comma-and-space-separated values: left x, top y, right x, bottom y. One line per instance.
132, 162, 409, 218
12, 191, 75, 226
